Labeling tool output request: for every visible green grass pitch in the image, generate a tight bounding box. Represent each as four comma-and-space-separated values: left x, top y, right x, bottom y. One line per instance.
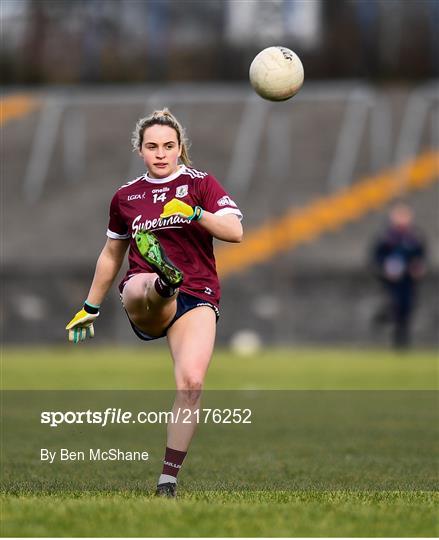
1, 346, 438, 537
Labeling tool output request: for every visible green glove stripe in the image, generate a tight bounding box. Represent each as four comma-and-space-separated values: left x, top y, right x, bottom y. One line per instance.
85, 301, 100, 308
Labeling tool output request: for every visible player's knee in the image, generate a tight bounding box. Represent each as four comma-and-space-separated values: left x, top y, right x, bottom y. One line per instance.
178, 377, 203, 405
122, 276, 148, 308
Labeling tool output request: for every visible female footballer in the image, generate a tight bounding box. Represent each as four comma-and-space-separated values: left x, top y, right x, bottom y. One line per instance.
66, 109, 243, 497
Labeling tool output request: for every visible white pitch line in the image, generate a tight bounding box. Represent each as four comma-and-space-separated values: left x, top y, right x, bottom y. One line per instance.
327, 88, 373, 192
431, 105, 439, 151
267, 108, 292, 191
225, 93, 271, 194
63, 107, 86, 183
394, 92, 429, 166
370, 95, 392, 172
23, 97, 64, 204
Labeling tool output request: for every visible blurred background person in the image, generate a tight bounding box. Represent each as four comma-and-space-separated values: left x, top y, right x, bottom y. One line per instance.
371, 203, 427, 350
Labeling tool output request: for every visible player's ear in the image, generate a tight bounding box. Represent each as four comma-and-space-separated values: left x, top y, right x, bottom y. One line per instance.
177, 144, 182, 157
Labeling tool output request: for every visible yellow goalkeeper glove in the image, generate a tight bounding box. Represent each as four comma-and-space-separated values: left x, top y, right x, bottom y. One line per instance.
65, 302, 100, 343
160, 198, 203, 221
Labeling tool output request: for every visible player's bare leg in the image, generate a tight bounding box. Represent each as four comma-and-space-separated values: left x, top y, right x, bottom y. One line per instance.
122, 273, 177, 336
168, 306, 216, 448
122, 231, 183, 336
156, 306, 216, 496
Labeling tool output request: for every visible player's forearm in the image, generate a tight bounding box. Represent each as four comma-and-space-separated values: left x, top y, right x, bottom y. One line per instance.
198, 212, 243, 243
86, 240, 128, 305
86, 253, 122, 305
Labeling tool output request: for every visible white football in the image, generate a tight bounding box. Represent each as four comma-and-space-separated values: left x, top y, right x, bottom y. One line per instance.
249, 46, 304, 101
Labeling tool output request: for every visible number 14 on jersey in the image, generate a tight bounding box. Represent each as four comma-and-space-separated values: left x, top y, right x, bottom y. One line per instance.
153, 193, 167, 204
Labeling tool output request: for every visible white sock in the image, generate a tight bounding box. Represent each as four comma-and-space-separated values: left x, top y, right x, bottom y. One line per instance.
158, 473, 177, 485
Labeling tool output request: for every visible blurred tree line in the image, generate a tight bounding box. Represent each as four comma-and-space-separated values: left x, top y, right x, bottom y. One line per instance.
1, 0, 438, 84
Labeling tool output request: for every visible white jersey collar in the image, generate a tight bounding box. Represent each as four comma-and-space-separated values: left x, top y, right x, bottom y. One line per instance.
144, 165, 186, 184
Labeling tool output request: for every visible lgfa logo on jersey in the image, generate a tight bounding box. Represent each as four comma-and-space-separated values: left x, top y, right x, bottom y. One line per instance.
175, 185, 189, 198
128, 193, 146, 201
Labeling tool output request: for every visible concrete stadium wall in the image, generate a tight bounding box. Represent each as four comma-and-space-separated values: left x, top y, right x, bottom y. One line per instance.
2, 268, 437, 347
2, 83, 438, 346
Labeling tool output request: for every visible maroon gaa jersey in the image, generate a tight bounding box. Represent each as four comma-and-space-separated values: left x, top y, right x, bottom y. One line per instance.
107, 165, 243, 306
